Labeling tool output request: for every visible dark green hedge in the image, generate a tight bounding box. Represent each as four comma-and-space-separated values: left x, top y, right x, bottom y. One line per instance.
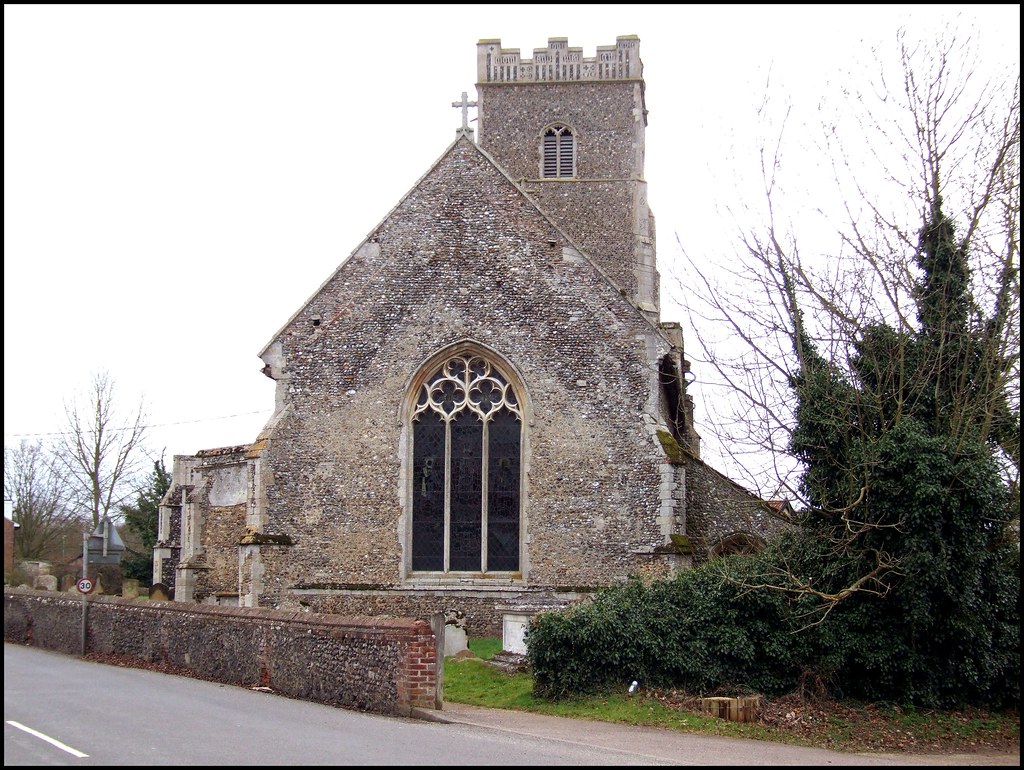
527, 541, 1019, 708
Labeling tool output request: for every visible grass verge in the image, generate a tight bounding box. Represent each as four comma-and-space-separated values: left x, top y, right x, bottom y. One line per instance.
444, 638, 1020, 755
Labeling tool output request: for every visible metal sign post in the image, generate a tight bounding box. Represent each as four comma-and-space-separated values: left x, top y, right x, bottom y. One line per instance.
80, 531, 89, 656
79, 516, 124, 655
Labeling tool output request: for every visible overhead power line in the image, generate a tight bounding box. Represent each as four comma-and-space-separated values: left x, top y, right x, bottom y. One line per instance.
4, 410, 270, 440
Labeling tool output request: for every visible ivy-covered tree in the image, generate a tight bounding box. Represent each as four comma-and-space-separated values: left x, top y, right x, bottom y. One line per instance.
119, 456, 170, 586
676, 30, 1019, 706
783, 195, 1019, 706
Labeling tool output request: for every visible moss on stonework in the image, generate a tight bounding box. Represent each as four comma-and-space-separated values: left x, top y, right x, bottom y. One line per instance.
656, 428, 684, 463
239, 529, 294, 546
669, 534, 695, 554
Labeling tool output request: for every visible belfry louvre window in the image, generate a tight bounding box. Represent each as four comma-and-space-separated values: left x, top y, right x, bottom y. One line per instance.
411, 354, 522, 573
542, 125, 575, 178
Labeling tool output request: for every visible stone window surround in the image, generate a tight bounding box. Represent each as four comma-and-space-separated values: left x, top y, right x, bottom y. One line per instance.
539, 122, 578, 179
398, 340, 531, 585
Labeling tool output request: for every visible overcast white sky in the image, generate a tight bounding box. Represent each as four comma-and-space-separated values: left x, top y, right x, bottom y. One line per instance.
4, 4, 1020, 491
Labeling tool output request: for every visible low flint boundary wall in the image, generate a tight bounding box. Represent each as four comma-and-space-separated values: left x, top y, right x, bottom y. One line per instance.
3, 588, 440, 717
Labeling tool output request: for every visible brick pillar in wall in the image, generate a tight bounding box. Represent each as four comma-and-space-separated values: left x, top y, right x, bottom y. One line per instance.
395, 619, 441, 715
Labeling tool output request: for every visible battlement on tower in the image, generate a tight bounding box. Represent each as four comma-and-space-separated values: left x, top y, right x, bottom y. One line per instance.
476, 35, 641, 83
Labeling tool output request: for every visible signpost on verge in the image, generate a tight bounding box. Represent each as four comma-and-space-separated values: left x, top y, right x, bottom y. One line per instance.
80, 531, 89, 655
78, 517, 125, 655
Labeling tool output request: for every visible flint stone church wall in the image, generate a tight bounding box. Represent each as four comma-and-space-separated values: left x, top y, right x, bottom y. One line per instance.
251, 139, 676, 628
682, 456, 791, 560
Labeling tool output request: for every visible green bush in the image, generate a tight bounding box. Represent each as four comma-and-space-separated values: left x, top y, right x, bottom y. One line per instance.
528, 556, 814, 700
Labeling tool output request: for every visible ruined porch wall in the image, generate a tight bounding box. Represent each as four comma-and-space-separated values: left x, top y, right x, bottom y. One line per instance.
169, 449, 255, 604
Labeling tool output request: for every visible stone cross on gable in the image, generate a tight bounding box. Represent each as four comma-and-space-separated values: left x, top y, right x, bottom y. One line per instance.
452, 91, 478, 137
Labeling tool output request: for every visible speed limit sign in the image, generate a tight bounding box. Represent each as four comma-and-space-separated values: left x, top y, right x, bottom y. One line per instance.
77, 577, 95, 594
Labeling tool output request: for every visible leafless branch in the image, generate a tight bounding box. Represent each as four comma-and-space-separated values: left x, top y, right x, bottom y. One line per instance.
52, 371, 150, 529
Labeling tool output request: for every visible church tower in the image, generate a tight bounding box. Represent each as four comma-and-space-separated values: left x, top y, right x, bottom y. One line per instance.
475, 36, 658, 318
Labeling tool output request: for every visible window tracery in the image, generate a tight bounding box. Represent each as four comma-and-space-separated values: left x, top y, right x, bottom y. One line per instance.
410, 354, 522, 573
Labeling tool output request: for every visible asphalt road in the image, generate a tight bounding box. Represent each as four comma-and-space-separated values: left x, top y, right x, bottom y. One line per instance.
4, 643, 1019, 766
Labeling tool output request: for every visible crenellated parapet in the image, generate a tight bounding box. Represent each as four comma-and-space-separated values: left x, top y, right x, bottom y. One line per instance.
477, 35, 641, 83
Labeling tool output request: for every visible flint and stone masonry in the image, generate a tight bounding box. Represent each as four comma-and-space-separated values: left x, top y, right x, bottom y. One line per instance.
155, 36, 787, 636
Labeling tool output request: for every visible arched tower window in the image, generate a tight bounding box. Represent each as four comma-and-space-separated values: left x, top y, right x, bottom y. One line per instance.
541, 124, 575, 178
410, 353, 522, 573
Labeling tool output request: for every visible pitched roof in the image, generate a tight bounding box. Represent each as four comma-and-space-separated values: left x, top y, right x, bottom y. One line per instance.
258, 132, 675, 358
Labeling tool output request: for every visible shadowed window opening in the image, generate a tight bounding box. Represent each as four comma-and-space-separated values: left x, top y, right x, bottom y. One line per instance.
659, 355, 685, 443
542, 125, 575, 178
711, 533, 765, 558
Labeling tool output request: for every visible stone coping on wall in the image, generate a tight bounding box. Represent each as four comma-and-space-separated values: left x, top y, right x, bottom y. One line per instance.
3, 587, 428, 634
292, 584, 595, 597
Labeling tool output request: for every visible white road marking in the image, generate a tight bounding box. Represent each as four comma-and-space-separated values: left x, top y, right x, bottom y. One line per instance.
6, 720, 89, 758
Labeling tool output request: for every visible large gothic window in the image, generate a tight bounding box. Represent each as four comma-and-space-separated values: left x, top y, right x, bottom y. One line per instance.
411, 354, 522, 573
541, 124, 575, 178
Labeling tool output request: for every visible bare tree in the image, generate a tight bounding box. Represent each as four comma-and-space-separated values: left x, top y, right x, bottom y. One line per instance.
4, 440, 79, 560
53, 371, 150, 529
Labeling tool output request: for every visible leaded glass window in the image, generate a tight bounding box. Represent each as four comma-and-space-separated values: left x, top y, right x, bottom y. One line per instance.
411, 354, 522, 573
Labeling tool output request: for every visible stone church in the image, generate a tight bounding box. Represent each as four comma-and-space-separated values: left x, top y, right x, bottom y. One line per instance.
154, 35, 785, 635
